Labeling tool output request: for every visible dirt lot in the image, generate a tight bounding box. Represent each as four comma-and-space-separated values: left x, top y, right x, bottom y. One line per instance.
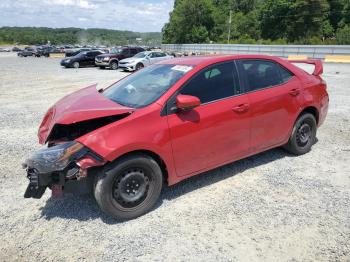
0, 53, 349, 261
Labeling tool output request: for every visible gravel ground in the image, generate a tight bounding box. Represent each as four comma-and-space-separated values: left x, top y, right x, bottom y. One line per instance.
0, 53, 349, 261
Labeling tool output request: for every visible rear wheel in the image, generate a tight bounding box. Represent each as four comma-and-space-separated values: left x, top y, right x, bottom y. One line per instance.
284, 113, 317, 155
110, 61, 118, 70
94, 154, 163, 220
73, 62, 80, 68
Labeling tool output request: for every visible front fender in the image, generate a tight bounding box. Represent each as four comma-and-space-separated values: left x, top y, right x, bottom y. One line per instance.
76, 105, 178, 184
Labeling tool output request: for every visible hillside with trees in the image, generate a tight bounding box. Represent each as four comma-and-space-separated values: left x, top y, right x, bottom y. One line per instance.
162, 0, 350, 44
0, 27, 162, 46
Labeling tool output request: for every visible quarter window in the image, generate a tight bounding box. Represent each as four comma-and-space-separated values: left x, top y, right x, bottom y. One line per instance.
180, 62, 237, 104
239, 60, 293, 92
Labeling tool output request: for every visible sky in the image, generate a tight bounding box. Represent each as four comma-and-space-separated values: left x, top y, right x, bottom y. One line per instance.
0, 0, 174, 32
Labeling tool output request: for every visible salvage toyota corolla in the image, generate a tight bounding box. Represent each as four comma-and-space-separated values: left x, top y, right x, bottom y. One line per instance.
23, 55, 329, 220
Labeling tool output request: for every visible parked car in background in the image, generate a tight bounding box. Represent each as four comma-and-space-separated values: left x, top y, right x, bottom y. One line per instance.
18, 47, 40, 57
23, 55, 328, 220
12, 46, 23, 52
36, 46, 64, 57
0, 48, 11, 52
119, 51, 174, 71
95, 46, 145, 70
60, 50, 105, 68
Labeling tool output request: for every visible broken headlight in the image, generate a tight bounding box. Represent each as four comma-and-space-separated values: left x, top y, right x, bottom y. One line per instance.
24, 141, 87, 173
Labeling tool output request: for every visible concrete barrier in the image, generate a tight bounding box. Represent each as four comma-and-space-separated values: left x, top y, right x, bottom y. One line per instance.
162, 44, 350, 61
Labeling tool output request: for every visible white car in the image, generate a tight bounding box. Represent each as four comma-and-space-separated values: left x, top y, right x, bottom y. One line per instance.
119, 51, 173, 71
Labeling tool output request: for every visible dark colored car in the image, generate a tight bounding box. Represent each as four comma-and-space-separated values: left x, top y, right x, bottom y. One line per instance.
18, 48, 40, 57
23, 55, 328, 220
37, 46, 64, 57
60, 50, 105, 68
95, 46, 145, 70
12, 46, 23, 52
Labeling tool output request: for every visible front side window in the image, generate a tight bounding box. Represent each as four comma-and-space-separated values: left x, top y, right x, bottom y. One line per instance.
180, 62, 237, 104
121, 49, 129, 55
239, 60, 294, 92
103, 64, 193, 108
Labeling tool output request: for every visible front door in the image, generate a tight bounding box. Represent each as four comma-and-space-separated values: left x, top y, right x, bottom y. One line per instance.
167, 61, 251, 177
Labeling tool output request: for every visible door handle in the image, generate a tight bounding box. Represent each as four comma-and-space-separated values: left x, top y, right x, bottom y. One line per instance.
289, 88, 300, 96
232, 103, 250, 113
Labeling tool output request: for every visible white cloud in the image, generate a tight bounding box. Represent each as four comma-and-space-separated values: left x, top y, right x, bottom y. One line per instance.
0, 0, 174, 32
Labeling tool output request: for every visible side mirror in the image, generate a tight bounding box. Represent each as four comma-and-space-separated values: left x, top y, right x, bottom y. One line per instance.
176, 94, 201, 111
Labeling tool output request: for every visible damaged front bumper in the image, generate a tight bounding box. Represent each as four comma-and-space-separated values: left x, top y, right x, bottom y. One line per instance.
23, 141, 105, 199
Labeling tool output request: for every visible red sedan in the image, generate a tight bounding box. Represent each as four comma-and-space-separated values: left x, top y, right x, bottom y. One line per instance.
23, 55, 329, 220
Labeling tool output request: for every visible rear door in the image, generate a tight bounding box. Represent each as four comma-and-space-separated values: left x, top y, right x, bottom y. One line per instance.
156, 52, 169, 62
166, 61, 251, 176
237, 59, 301, 152
120, 48, 130, 59
85, 51, 99, 66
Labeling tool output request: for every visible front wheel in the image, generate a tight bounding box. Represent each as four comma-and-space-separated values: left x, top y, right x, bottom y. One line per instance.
284, 113, 317, 155
135, 63, 144, 71
110, 61, 118, 70
73, 62, 80, 68
94, 154, 163, 220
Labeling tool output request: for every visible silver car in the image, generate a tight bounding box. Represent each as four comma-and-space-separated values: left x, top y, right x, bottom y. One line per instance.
119, 51, 173, 71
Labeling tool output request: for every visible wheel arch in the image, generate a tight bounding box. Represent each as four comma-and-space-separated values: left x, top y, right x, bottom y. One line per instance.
299, 106, 319, 124
108, 149, 169, 184
109, 58, 119, 64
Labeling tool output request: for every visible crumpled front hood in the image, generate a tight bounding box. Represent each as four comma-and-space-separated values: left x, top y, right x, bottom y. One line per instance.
38, 84, 133, 144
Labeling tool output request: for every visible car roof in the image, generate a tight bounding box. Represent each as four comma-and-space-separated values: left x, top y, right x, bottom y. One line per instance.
158, 54, 283, 66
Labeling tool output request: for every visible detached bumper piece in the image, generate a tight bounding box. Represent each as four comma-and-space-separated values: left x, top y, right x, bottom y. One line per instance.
24, 169, 46, 199
24, 167, 65, 199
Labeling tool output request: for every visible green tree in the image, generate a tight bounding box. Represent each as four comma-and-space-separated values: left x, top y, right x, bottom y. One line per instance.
336, 25, 350, 44
162, 0, 215, 43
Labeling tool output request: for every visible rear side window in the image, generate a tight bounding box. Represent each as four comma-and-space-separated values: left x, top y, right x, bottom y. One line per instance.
180, 62, 237, 104
239, 60, 293, 92
156, 52, 166, 57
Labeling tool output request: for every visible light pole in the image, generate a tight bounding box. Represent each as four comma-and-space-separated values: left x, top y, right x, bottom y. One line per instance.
227, 10, 232, 44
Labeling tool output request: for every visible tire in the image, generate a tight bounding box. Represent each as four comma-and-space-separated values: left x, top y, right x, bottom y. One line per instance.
110, 61, 118, 70
73, 62, 79, 69
284, 113, 317, 155
135, 63, 144, 71
94, 154, 163, 220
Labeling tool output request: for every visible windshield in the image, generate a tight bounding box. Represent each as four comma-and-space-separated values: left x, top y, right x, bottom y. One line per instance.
133, 52, 147, 58
103, 64, 193, 108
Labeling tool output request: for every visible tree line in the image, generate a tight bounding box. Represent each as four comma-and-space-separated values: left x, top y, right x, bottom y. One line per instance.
162, 0, 350, 44
0, 27, 162, 46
